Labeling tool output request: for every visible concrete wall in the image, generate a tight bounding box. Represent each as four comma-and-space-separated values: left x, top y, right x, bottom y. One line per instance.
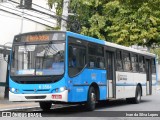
0, 0, 56, 99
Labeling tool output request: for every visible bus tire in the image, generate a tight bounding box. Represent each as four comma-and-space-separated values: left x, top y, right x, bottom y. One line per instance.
39, 102, 52, 111
85, 86, 96, 111
132, 85, 141, 104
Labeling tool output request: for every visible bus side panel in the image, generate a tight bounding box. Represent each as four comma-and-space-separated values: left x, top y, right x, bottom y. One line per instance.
99, 71, 107, 100
134, 73, 147, 96
116, 71, 147, 99
99, 86, 107, 100
67, 69, 107, 102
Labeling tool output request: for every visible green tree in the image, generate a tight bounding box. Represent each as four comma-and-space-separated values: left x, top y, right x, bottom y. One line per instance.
48, 0, 160, 47
105, 0, 160, 47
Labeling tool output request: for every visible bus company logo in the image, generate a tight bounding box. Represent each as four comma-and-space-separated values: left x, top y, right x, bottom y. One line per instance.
2, 112, 12, 117
118, 74, 127, 81
91, 73, 97, 80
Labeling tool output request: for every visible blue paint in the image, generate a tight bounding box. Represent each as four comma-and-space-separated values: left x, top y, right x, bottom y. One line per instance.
67, 68, 107, 102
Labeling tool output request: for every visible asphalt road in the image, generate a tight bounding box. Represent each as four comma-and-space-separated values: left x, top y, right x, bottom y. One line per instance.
1, 91, 160, 120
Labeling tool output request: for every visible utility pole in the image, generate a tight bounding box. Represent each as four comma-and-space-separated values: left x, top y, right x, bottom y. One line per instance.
20, 9, 24, 33
61, 0, 70, 31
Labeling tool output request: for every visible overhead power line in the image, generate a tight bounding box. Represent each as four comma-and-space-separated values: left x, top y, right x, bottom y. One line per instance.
0, 8, 53, 28
7, 0, 69, 22
0, 3, 57, 26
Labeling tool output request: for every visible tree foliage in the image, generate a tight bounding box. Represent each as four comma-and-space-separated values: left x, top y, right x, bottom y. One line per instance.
48, 0, 160, 47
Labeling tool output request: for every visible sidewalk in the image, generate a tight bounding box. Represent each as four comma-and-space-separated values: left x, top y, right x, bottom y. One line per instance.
0, 98, 39, 111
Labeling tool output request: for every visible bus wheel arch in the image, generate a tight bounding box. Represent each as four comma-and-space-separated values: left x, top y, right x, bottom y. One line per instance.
90, 82, 100, 101
85, 83, 99, 111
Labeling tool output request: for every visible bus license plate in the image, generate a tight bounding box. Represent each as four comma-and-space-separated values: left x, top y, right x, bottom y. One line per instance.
52, 95, 62, 99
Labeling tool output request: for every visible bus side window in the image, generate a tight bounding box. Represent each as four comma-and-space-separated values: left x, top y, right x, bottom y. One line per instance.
151, 58, 156, 74
123, 52, 131, 71
139, 56, 145, 73
68, 45, 86, 77
89, 56, 96, 68
131, 54, 138, 72
116, 51, 123, 71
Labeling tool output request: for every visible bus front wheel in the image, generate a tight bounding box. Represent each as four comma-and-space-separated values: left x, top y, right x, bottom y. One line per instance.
85, 86, 96, 111
39, 102, 52, 111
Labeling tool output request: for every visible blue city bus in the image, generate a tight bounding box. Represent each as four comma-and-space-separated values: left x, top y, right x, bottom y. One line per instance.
9, 31, 157, 111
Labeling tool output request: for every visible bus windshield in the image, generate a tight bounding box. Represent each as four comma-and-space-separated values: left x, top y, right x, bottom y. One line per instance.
11, 42, 65, 76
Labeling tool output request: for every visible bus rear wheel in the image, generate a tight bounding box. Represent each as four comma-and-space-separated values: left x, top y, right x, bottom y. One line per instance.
126, 85, 141, 104
85, 86, 96, 111
133, 85, 141, 104
39, 102, 52, 111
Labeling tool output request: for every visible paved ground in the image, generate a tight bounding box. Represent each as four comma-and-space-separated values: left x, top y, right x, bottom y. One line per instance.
0, 87, 160, 119
0, 99, 39, 111
0, 87, 159, 111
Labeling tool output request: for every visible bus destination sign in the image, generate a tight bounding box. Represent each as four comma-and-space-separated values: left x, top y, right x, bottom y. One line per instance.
27, 35, 49, 42
14, 32, 66, 43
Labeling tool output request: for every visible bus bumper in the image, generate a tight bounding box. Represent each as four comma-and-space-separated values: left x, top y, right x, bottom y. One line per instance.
9, 90, 68, 102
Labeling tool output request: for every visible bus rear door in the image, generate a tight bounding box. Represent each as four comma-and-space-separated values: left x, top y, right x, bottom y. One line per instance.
146, 59, 152, 95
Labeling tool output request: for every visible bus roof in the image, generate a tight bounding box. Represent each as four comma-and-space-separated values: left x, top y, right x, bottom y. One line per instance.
66, 31, 156, 58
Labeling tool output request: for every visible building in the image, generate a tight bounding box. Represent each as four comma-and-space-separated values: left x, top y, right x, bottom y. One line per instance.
0, 0, 56, 99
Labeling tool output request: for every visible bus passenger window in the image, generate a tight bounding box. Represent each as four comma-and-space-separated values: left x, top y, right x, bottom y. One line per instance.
116, 51, 123, 71
131, 54, 138, 72
97, 57, 105, 69
139, 56, 145, 73
89, 56, 96, 68
123, 52, 131, 71
151, 59, 156, 74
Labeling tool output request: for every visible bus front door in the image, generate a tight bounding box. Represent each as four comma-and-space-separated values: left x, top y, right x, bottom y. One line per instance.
106, 51, 116, 98
146, 59, 152, 95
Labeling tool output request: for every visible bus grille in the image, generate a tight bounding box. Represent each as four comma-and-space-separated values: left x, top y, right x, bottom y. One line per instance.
25, 96, 46, 99
11, 75, 63, 84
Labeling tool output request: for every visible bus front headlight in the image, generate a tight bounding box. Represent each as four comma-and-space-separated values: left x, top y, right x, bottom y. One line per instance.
11, 88, 15, 93
60, 87, 66, 92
